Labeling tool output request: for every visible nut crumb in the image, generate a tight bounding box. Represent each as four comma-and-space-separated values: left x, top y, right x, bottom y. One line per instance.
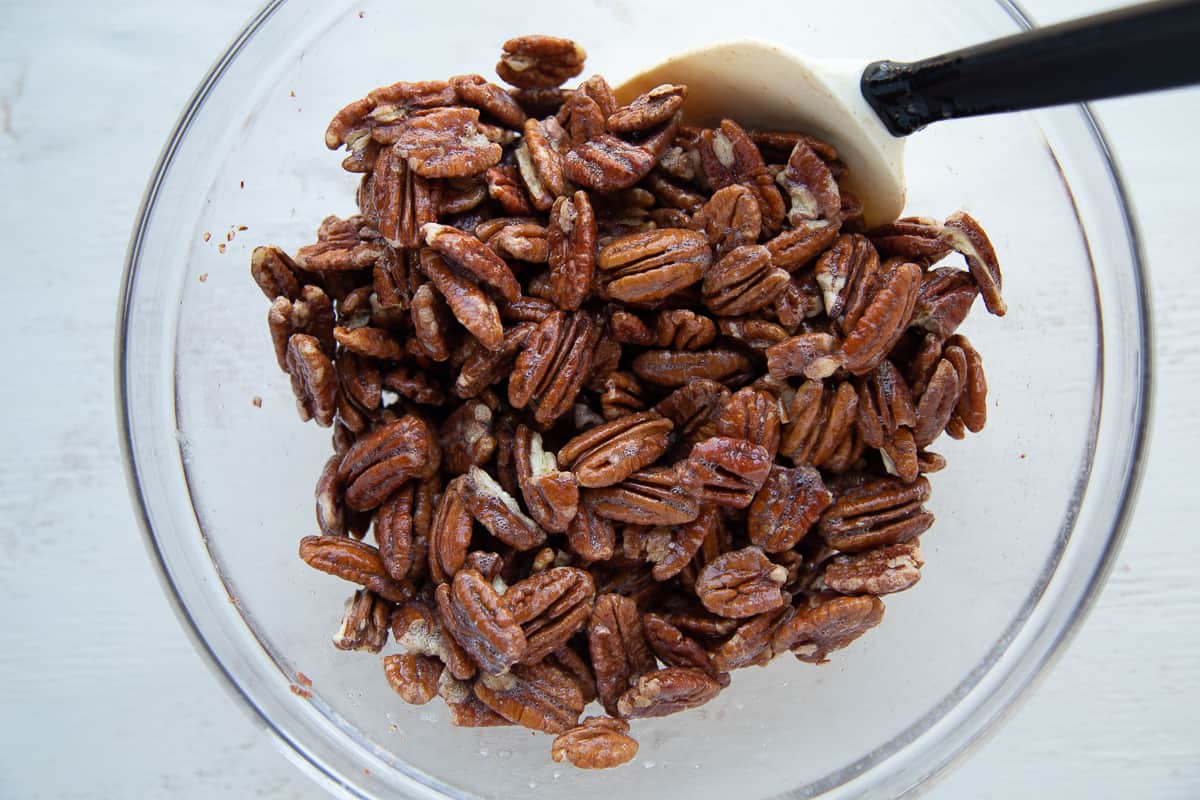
252, 395, 263, 408
289, 90, 295, 98
237, 225, 248, 231
199, 273, 208, 283
218, 243, 226, 254
296, 672, 313, 687
203, 231, 211, 242
289, 684, 313, 699
358, 10, 365, 18
239, 180, 245, 189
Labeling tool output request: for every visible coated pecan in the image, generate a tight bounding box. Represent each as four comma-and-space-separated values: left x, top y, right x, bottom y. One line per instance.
498, 295, 555, 323
599, 370, 647, 420
551, 717, 638, 770
718, 317, 790, 350
464, 466, 547, 551
709, 606, 792, 671
454, 321, 534, 398
547, 191, 597, 311
314, 454, 346, 536
616, 667, 722, 719
840, 261, 921, 375
779, 380, 859, 468
913, 358, 961, 448
251, 245, 302, 300
362, 145, 438, 248
298, 535, 412, 602
504, 566, 595, 663
372, 246, 415, 309
564, 134, 657, 192
751, 130, 840, 163
765, 333, 841, 380
608, 84, 686, 133
776, 137, 841, 228
422, 223, 520, 301
644, 172, 705, 214
296, 215, 386, 272
269, 286, 335, 369
558, 411, 673, 488
588, 594, 657, 716
418, 249, 504, 350
486, 165, 533, 215
516, 116, 570, 210
508, 310, 599, 426
687, 436, 772, 509
382, 365, 445, 406
376, 483, 417, 580
383, 652, 443, 704
714, 386, 782, 459
653, 379, 730, 447
513, 424, 579, 533
815, 233, 880, 328
912, 267, 978, 338
818, 475, 934, 552
856, 360, 917, 448
409, 283, 450, 361
333, 325, 404, 360
697, 119, 785, 234
702, 244, 789, 316
646, 505, 718, 581
325, 80, 457, 150
765, 221, 840, 271
437, 568, 528, 674
942, 211, 1005, 316
690, 184, 762, 258
608, 309, 655, 346
823, 541, 924, 595
586, 463, 701, 526
450, 74, 527, 128
439, 398, 496, 474
497, 35, 586, 89
475, 662, 585, 733
566, 497, 617, 562
654, 309, 716, 350
439, 673, 513, 727
633, 348, 753, 388
428, 474, 473, 584
586, 335, 623, 391
695, 546, 788, 618
771, 594, 884, 664
945, 334, 988, 434
337, 415, 440, 510
868, 216, 952, 262
560, 90, 607, 143
392, 598, 476, 680
597, 229, 711, 304
332, 588, 391, 652
643, 613, 727, 683
747, 465, 833, 553
286, 334, 338, 427
386, 107, 502, 178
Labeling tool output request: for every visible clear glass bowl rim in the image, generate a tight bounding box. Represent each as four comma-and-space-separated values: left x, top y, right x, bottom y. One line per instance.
116, 1, 1154, 797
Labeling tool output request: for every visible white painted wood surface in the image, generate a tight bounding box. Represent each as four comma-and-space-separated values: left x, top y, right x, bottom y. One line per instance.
0, 0, 1195, 796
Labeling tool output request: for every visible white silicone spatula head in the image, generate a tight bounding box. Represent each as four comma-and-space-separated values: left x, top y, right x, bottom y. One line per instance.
615, 39, 906, 227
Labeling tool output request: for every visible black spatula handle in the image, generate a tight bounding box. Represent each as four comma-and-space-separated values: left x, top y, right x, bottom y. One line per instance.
861, 0, 1200, 136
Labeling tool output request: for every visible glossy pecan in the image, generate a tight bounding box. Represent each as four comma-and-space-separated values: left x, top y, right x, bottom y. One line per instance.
655, 309, 716, 350
463, 466, 547, 551
599, 370, 647, 420
504, 566, 595, 664
453, 322, 535, 398
765, 220, 840, 272
771, 594, 884, 663
384, 107, 502, 178
643, 613, 728, 684
509, 310, 599, 426
513, 424, 579, 533
314, 454, 346, 536
566, 497, 617, 562
776, 136, 841, 228
718, 317, 790, 350
702, 244, 789, 317
608, 84, 687, 133
856, 360, 917, 448
439, 398, 496, 474
942, 211, 1005, 316
383, 652, 443, 705
437, 569, 528, 674
945, 334, 988, 434
382, 365, 445, 406
840, 261, 922, 375
268, 286, 335, 369
911, 267, 978, 338
498, 295, 556, 324
564, 134, 657, 191
418, 249, 504, 351
516, 116, 570, 210
547, 191, 597, 311
868, 216, 953, 262
325, 80, 456, 151
551, 716, 639, 770
644, 172, 706, 214
747, 465, 833, 553
332, 588, 391, 652
913, 358, 961, 448
422, 222, 520, 302
251, 245, 303, 301
485, 165, 533, 214
713, 386, 782, 459
362, 146, 438, 248
690, 184, 762, 258
439, 673, 513, 727
428, 475, 473, 584
709, 606, 792, 671
695, 546, 789, 618
558, 411, 674, 488
296, 214, 386, 272
818, 475, 934, 552
814, 233, 880, 328
333, 325, 403, 360
547, 643, 599, 704
687, 436, 772, 509
697, 119, 785, 235
586, 464, 701, 526
823, 541, 924, 595
286, 334, 338, 427
778, 380, 858, 468
337, 415, 439, 510
474, 661, 584, 733
298, 535, 412, 602
450, 73, 527, 128
588, 594, 657, 716
653, 379, 730, 448
765, 332, 841, 380
376, 483, 417, 580
496, 35, 587, 89
391, 598, 476, 680
596, 228, 711, 305
632, 348, 753, 388
616, 667, 722, 719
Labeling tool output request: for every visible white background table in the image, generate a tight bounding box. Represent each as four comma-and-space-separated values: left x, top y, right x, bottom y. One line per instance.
1, 0, 1196, 796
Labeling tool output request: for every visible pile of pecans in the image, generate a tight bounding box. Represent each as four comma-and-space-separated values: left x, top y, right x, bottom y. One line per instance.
250, 35, 1002, 770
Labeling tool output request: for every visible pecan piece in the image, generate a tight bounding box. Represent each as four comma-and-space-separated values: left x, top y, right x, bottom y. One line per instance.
314, 454, 346, 536
608, 309, 654, 346
946, 334, 988, 434
564, 135, 657, 191
474, 662, 585, 733
779, 380, 858, 467
839, 260, 922, 376
514, 424, 579, 533
608, 83, 688, 132
558, 411, 673, 488
439, 398, 496, 474
337, 415, 440, 510
818, 475, 934, 552
616, 667, 721, 719
765, 221, 840, 271
777, 137, 841, 229
655, 309, 717, 350
687, 436, 772, 509
913, 358, 962, 448
427, 474, 473, 584
912, 267, 978, 338
375, 483, 417, 580
439, 673, 513, 727
296, 215, 387, 271
547, 191, 597, 311
695, 547, 789, 618
698, 119, 785, 234
586, 464, 700, 526
653, 379, 731, 446
269, 286, 335, 369
382, 365, 445, 406
422, 222, 520, 302
504, 566, 595, 664
824, 541, 924, 595
815, 233, 880, 327
418, 249, 504, 351
363, 145, 438, 248
508, 310, 599, 426
715, 386, 782, 458
772, 594, 884, 663
387, 107, 502, 178
597, 228, 711, 305
298, 535, 411, 602
868, 216, 953, 261
632, 349, 753, 388
333, 325, 403, 360
690, 184, 762, 258
251, 245, 302, 300
497, 35, 587, 89
566, 497, 617, 562
599, 370, 647, 420
748, 465, 833, 553
942, 211, 1005, 316
485, 165, 533, 215
857, 360, 917, 448
552, 717, 638, 770
464, 466, 546, 551
588, 594, 657, 716
450, 74, 527, 128
325, 80, 456, 150
286, 334, 338, 427
406, 283, 449, 362
454, 321, 534, 398
383, 653, 443, 705
643, 613, 727, 684
702, 244, 789, 316
391, 598, 475, 680
437, 569, 528, 675
332, 588, 390, 652
765, 333, 841, 380
709, 606, 791, 671
647, 505, 718, 582
516, 116, 569, 210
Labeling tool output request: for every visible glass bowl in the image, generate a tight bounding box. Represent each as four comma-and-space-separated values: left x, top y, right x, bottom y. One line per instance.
117, 0, 1151, 797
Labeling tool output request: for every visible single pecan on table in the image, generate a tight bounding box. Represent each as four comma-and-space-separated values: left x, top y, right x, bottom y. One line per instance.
254, 32, 1006, 770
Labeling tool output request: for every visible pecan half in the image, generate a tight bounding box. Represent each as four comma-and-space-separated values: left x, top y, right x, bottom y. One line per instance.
454, 321, 534, 398
558, 411, 673, 488
439, 673, 513, 727
823, 541, 924, 595
464, 465, 547, 551
285, 333, 338, 427
516, 116, 570, 210
778, 380, 858, 468
428, 475, 473, 584
547, 191, 597, 311
418, 249, 504, 351
709, 606, 792, 671
695, 547, 789, 618
363, 146, 438, 248
913, 358, 962, 448
942, 211, 1005, 316
857, 360, 917, 448
597, 228, 711, 305
565, 135, 657, 191
504, 566, 595, 663
251, 245, 302, 301
599, 370, 647, 420
911, 267, 978, 338
514, 424, 579, 533
385, 107, 502, 178
814, 233, 880, 327
690, 184, 762, 258
765, 333, 841, 381
588, 594, 657, 716
632, 348, 753, 388
314, 454, 346, 536
654, 379, 731, 448
486, 165, 533, 214
497, 35, 587, 89
608, 84, 687, 133
868, 216, 953, 261
771, 594, 884, 663
422, 222, 520, 302
747, 465, 833, 553
697, 119, 785, 235
702, 244, 789, 317
392, 598, 476, 680
715, 386, 782, 458
616, 667, 722, 719
333, 325, 404, 360
474, 662, 585, 733
643, 613, 727, 684
439, 398, 496, 474
376, 483, 417, 580
818, 475, 934, 552
646, 505, 718, 581
946, 334, 988, 434
566, 497, 617, 562
296, 215, 387, 271
437, 569, 528, 674
508, 310, 599, 426
551, 717, 638, 770
383, 653, 443, 704
298, 535, 412, 602
586, 464, 701, 526
332, 588, 391, 652
337, 415, 440, 510
450, 73, 527, 128
653, 309, 716, 350
776, 137, 841, 228
840, 261, 921, 375
687, 436, 773, 509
